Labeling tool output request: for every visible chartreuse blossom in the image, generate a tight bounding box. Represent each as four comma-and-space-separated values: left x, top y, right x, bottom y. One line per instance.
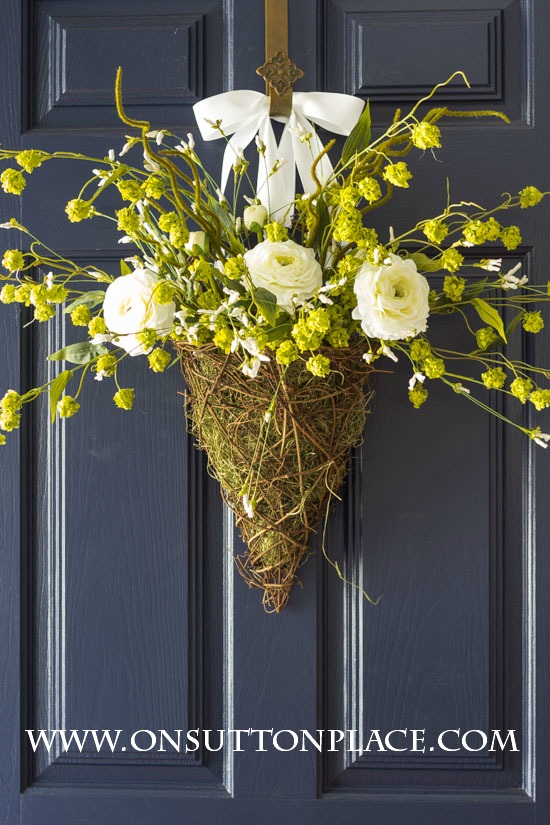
2, 249, 25, 271
57, 396, 80, 418
522, 311, 544, 333
510, 377, 533, 403
481, 367, 507, 389
530, 390, 550, 410
411, 122, 441, 150
113, 388, 135, 410
1, 168, 26, 195
71, 305, 92, 326
443, 275, 466, 302
65, 198, 95, 222
519, 186, 543, 208
383, 162, 412, 188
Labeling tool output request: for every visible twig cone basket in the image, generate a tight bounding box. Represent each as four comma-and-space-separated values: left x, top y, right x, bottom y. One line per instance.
178, 341, 372, 612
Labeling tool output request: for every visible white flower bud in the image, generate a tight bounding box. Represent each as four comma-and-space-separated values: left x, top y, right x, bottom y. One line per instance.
185, 231, 207, 255
243, 204, 268, 232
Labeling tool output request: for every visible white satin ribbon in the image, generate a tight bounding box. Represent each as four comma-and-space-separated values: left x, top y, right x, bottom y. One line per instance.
193, 90, 364, 224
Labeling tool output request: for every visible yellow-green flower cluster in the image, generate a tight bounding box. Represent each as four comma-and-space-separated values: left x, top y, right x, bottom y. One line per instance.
95, 354, 117, 377
117, 179, 143, 202
411, 122, 441, 150
57, 396, 80, 418
357, 177, 382, 204
276, 340, 299, 365
383, 162, 412, 188
88, 316, 107, 337
409, 338, 431, 362
475, 327, 500, 350
116, 207, 140, 234
224, 255, 246, 280
70, 305, 92, 326
522, 311, 544, 333
213, 325, 234, 354
148, 348, 171, 372
306, 354, 331, 377
16, 150, 46, 173
1, 168, 26, 195
423, 355, 445, 379
158, 212, 189, 248
500, 225, 522, 251
2, 249, 25, 271
510, 377, 533, 403
481, 367, 506, 389
440, 248, 464, 272
530, 389, 550, 410
142, 175, 165, 200
409, 384, 428, 408
264, 222, 288, 242
443, 275, 466, 302
66, 198, 95, 222
113, 388, 135, 410
519, 186, 543, 208
0, 390, 22, 432
423, 219, 448, 244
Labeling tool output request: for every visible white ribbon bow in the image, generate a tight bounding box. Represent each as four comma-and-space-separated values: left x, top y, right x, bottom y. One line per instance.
193, 90, 364, 224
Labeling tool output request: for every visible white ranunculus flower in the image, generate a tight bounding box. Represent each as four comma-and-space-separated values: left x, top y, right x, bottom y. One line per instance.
352, 253, 430, 340
243, 239, 322, 311
103, 268, 175, 356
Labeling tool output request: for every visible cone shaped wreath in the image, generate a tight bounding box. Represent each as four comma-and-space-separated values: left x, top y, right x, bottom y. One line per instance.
1, 69, 550, 612
179, 342, 372, 611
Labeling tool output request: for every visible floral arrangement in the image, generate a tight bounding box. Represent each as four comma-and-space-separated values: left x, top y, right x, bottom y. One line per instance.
1, 70, 549, 611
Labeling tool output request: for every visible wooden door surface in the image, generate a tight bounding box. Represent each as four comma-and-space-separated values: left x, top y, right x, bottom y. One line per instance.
1, 1, 550, 823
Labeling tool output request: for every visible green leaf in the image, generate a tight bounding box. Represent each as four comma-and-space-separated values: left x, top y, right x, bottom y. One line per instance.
471, 298, 507, 343
251, 286, 277, 326
63, 290, 105, 314
266, 320, 291, 343
49, 370, 73, 423
120, 259, 132, 276
341, 101, 371, 167
313, 196, 330, 256
409, 252, 443, 273
506, 311, 524, 340
48, 342, 109, 365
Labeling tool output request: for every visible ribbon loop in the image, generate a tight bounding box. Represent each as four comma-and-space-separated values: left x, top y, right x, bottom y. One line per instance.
193, 90, 364, 225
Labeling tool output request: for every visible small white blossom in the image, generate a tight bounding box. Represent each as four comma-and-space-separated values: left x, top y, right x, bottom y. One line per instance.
223, 287, 240, 305
186, 132, 195, 149
480, 258, 502, 272
264, 410, 272, 424
362, 352, 375, 364
44, 271, 54, 288
534, 432, 550, 448
241, 337, 270, 360
501, 264, 528, 290
288, 123, 312, 143
453, 382, 471, 395
91, 333, 113, 346
255, 135, 266, 153
118, 236, 133, 244
389, 226, 395, 242
379, 344, 398, 363
242, 356, 263, 378
408, 372, 426, 390
317, 292, 334, 305
119, 141, 132, 157
107, 149, 115, 162
242, 494, 255, 518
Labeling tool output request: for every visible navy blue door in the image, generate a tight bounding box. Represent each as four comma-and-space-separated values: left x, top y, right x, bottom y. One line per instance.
2, 0, 550, 823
